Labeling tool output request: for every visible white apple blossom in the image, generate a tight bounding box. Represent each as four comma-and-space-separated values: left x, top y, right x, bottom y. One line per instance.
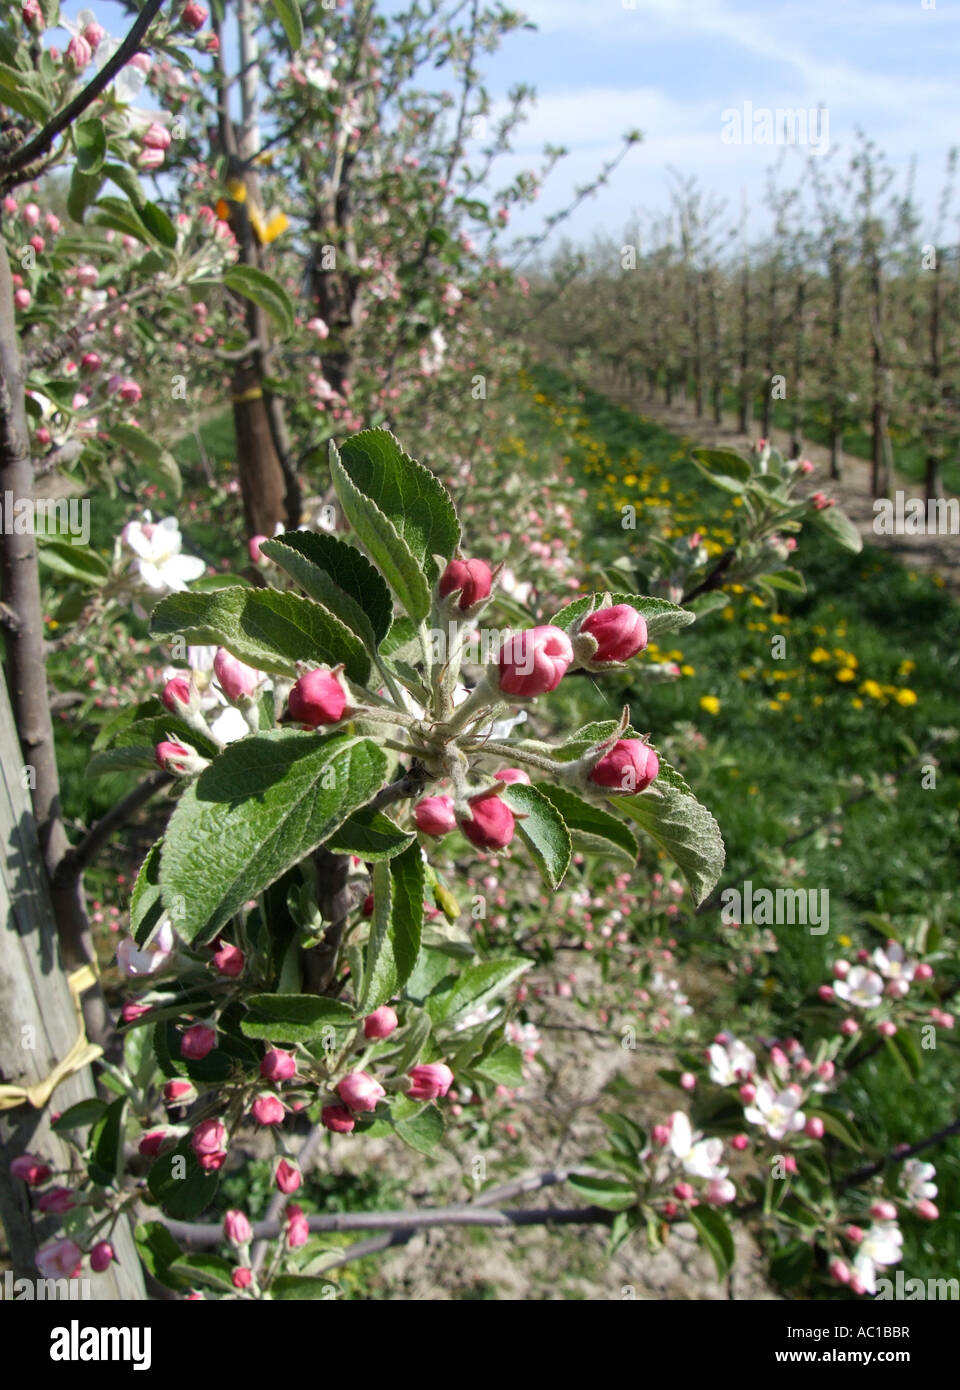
116, 919, 176, 977
900, 1159, 937, 1203
833, 965, 884, 1009
852, 1222, 903, 1295
668, 1111, 728, 1180
121, 514, 206, 594
743, 1081, 806, 1140
871, 942, 916, 984
707, 1036, 757, 1086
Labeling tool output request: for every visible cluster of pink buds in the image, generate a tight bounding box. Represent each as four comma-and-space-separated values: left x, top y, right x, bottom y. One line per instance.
8, 1158, 117, 1276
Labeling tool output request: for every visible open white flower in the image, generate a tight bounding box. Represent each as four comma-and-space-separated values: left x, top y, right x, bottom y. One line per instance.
833, 965, 884, 1009
872, 943, 915, 984
852, 1222, 903, 1294
743, 1081, 805, 1140
707, 1037, 756, 1086
116, 919, 176, 977
668, 1111, 728, 1180
900, 1159, 937, 1203
121, 514, 205, 594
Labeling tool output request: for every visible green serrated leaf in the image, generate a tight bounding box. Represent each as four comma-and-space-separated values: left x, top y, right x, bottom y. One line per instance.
534, 782, 638, 865
499, 782, 571, 889
329, 441, 431, 621
150, 586, 370, 683
610, 785, 724, 907
261, 531, 392, 649
159, 732, 387, 941
363, 842, 424, 1010
224, 265, 295, 337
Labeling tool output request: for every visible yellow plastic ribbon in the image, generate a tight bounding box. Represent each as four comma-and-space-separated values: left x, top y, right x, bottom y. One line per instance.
232, 386, 264, 404
0, 965, 103, 1111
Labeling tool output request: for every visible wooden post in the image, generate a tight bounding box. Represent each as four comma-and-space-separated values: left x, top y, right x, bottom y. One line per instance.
0, 677, 145, 1298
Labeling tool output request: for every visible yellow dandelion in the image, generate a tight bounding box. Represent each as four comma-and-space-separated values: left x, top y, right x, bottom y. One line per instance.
895, 688, 918, 707
700, 695, 721, 715
810, 647, 831, 663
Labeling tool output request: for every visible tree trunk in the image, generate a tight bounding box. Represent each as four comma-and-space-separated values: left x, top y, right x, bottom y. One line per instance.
789, 278, 806, 458
925, 251, 944, 503
738, 262, 750, 434
0, 677, 145, 1297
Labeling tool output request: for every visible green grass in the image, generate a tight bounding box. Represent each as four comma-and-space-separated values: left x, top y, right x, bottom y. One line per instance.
528, 365, 960, 1289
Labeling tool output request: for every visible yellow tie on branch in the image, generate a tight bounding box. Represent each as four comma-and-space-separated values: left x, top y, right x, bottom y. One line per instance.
0, 964, 103, 1111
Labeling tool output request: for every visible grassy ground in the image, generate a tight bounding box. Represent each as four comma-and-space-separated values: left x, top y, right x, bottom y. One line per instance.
523, 367, 960, 1286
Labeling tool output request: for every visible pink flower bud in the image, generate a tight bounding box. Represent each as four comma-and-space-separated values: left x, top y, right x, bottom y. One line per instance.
248, 534, 267, 564
439, 557, 492, 612
731, 1134, 749, 1151
414, 795, 456, 837
706, 1178, 736, 1206
116, 378, 142, 403
841, 1018, 859, 1037
364, 1005, 398, 1040
161, 676, 191, 713
180, 1024, 216, 1059
818, 985, 835, 1002
80, 351, 101, 374
783, 1155, 799, 1175
288, 668, 347, 725
915, 1199, 938, 1221
275, 1159, 301, 1194
163, 1081, 195, 1108
66, 34, 92, 71
82, 20, 106, 51
337, 1071, 385, 1112
251, 1094, 285, 1126
578, 604, 648, 663
286, 1204, 310, 1246
833, 959, 851, 979
138, 1131, 167, 1157
22, 0, 43, 32
830, 1258, 851, 1285
680, 1071, 696, 1091
76, 263, 98, 288
804, 1116, 825, 1139
155, 740, 191, 774
845, 1224, 864, 1243
22, 202, 40, 226
212, 940, 244, 977
914, 962, 933, 981
816, 1060, 835, 1081
10, 1154, 51, 1186
36, 1239, 82, 1280
214, 647, 259, 701
37, 1187, 75, 1214
13, 288, 31, 311
142, 121, 172, 150
878, 1020, 897, 1038
224, 1209, 252, 1245
407, 1062, 454, 1101
458, 791, 515, 850
496, 625, 573, 697
190, 1117, 226, 1157
232, 1267, 253, 1290
673, 1182, 694, 1201
321, 1103, 356, 1133
870, 1200, 897, 1222
260, 1048, 296, 1082
651, 1124, 670, 1147
90, 1241, 115, 1273
739, 1082, 757, 1103
587, 740, 659, 794
182, 2, 208, 29
493, 767, 530, 785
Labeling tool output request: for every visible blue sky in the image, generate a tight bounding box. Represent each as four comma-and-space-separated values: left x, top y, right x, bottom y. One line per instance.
60, 0, 960, 254
481, 0, 960, 251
